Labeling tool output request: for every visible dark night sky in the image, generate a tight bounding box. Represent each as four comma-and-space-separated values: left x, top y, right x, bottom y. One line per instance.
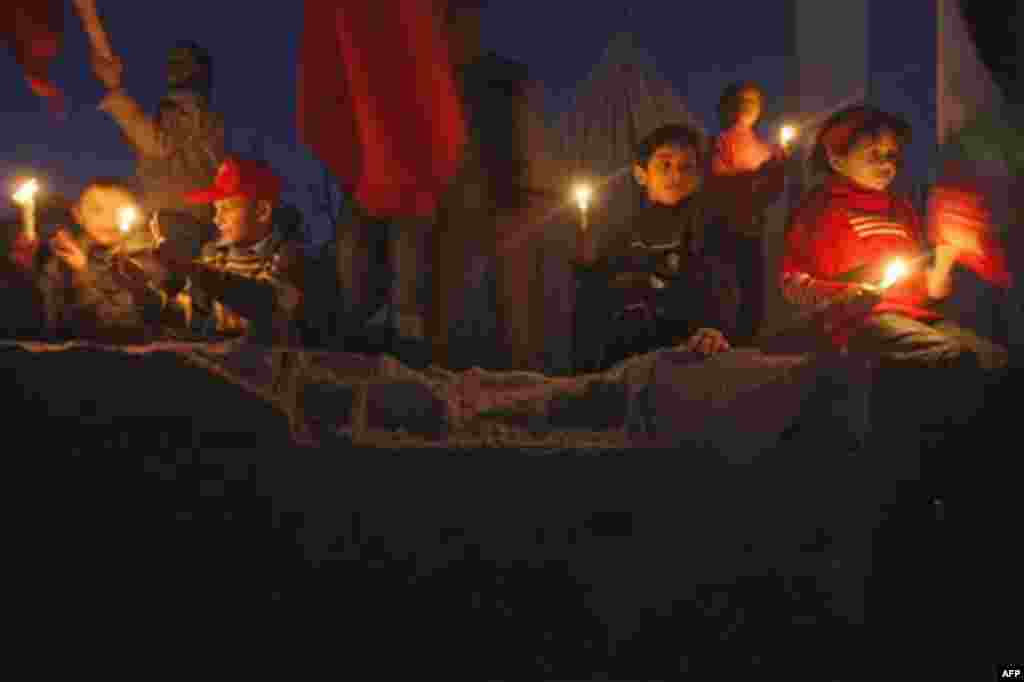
0, 1, 972, 244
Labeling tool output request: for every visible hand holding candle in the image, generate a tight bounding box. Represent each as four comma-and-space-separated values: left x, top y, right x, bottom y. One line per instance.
12, 179, 40, 239
149, 211, 165, 246
830, 259, 908, 310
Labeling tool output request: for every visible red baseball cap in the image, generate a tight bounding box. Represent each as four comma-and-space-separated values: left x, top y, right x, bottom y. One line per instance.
184, 156, 283, 204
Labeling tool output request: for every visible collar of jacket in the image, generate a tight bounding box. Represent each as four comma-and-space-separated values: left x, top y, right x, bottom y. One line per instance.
640, 194, 699, 214
209, 228, 286, 259
824, 175, 895, 213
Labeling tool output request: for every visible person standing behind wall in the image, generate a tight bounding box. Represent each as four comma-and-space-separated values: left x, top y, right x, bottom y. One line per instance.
705, 82, 789, 345
427, 1, 564, 371
90, 41, 225, 267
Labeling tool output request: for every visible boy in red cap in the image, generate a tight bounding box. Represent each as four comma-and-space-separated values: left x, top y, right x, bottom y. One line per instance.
128, 156, 306, 345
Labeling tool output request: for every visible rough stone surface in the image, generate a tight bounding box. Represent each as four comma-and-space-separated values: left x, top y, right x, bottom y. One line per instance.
1, 340, 858, 452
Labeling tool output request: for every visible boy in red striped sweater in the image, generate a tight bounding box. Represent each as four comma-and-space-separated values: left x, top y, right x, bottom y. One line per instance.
780, 106, 1007, 372
779, 105, 1011, 476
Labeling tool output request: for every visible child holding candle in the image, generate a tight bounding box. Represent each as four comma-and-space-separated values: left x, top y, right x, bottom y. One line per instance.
780, 105, 1006, 368
574, 124, 739, 369
7, 178, 166, 342
125, 156, 306, 346
779, 105, 1007, 462
706, 81, 789, 344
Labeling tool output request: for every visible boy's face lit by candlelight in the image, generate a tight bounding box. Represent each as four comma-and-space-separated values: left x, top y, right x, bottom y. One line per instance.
213, 196, 274, 246
634, 144, 701, 207
72, 186, 136, 247
734, 88, 762, 129
828, 128, 903, 192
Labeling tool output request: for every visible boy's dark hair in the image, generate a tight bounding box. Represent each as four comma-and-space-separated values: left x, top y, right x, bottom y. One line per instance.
167, 41, 213, 94
811, 105, 912, 175
634, 124, 706, 169
272, 203, 308, 242
79, 177, 139, 201
717, 81, 764, 128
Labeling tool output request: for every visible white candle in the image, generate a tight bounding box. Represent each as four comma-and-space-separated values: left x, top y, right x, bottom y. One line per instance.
118, 206, 138, 233
780, 125, 797, 148
12, 178, 40, 239
573, 184, 592, 231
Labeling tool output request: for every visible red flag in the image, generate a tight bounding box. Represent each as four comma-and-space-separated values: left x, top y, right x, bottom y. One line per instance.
1, 1, 65, 114
297, 1, 466, 219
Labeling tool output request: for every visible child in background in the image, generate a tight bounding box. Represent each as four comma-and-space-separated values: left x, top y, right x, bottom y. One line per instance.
707, 81, 788, 344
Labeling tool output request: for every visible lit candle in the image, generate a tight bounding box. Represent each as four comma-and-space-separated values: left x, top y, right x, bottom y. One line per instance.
573, 183, 592, 231
779, 125, 797, 149
118, 205, 138, 234
879, 258, 908, 289
12, 178, 40, 239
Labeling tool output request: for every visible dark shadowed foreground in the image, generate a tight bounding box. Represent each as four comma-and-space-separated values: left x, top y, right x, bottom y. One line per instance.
3, 342, 1017, 677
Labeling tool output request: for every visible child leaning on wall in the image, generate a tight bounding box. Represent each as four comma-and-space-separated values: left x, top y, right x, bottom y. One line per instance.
7, 178, 166, 343
780, 105, 1008, 457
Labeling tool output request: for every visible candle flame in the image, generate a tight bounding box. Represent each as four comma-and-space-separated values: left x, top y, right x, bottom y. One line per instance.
573, 184, 592, 212
880, 259, 908, 289
13, 178, 39, 204
780, 125, 797, 146
118, 206, 138, 233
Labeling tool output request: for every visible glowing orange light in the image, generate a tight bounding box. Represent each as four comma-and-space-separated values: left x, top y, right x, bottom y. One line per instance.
118, 205, 138, 233
13, 178, 39, 205
573, 184, 592, 212
880, 259, 908, 289
780, 125, 797, 146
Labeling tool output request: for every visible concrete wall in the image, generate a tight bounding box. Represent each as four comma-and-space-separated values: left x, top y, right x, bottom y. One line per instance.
760, 0, 871, 338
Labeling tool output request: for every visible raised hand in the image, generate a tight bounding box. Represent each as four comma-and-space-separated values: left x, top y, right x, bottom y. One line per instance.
50, 229, 87, 272
148, 211, 166, 247
939, 221, 985, 256
686, 327, 731, 356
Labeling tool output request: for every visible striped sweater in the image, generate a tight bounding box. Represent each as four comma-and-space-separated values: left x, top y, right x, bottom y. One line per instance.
165, 229, 305, 345
780, 177, 939, 346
